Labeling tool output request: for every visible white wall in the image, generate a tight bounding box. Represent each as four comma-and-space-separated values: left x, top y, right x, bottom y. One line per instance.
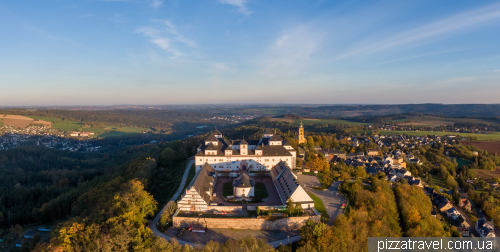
196, 155, 294, 172
234, 186, 254, 197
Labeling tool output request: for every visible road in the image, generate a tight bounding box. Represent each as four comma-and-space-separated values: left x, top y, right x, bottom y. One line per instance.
149, 160, 196, 246
296, 175, 346, 226
458, 186, 500, 237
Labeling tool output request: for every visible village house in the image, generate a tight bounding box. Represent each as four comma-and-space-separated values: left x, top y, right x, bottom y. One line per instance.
476, 218, 496, 237
178, 163, 216, 212
366, 149, 379, 157
458, 199, 472, 212
271, 161, 315, 209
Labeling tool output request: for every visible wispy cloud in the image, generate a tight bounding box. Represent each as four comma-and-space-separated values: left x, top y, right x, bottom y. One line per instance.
103, 0, 162, 8
150, 0, 163, 8
219, 0, 252, 15
258, 25, 324, 76
336, 3, 500, 59
371, 49, 465, 67
493, 70, 500, 72
137, 21, 195, 59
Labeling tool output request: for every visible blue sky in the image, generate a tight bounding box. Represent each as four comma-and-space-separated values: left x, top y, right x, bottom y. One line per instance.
1, 0, 500, 106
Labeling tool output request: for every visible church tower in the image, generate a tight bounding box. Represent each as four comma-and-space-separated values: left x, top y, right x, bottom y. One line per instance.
298, 120, 306, 144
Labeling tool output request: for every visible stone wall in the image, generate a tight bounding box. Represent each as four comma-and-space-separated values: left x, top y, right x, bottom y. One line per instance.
207, 206, 243, 211
173, 215, 320, 231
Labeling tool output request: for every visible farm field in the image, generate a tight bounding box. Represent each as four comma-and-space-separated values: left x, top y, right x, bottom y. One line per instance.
27, 116, 80, 130
461, 141, 500, 154
269, 117, 369, 126
379, 131, 500, 141
99, 131, 142, 137
292, 118, 369, 126
52, 120, 83, 131
2, 114, 35, 128
391, 116, 500, 127
25, 116, 150, 137
352, 130, 500, 140
475, 168, 500, 179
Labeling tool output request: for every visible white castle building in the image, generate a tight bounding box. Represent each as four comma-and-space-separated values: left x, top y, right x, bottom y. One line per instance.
195, 128, 297, 174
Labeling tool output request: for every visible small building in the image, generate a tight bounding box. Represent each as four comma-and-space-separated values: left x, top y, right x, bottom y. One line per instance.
271, 161, 314, 209
233, 171, 255, 197
396, 169, 411, 179
476, 218, 496, 237
37, 226, 51, 232
458, 199, 472, 212
178, 163, 216, 212
446, 207, 460, 220
458, 227, 470, 237
24, 230, 36, 239
366, 149, 379, 157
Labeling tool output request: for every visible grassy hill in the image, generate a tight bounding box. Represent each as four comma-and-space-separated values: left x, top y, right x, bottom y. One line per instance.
27, 116, 151, 137
390, 116, 500, 127
354, 130, 500, 141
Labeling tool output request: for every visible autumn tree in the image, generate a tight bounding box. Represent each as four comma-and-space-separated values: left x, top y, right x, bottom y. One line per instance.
354, 166, 366, 179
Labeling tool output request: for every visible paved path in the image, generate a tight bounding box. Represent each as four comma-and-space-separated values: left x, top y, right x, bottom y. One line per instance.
296, 175, 345, 226
149, 160, 195, 246
459, 186, 500, 237
269, 235, 301, 248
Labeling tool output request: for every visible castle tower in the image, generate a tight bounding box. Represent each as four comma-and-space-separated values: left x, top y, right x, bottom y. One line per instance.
298, 120, 306, 144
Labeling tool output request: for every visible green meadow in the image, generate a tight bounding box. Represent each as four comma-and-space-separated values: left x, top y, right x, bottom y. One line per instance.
353, 130, 500, 141
379, 130, 500, 141
292, 118, 369, 126
27, 116, 150, 137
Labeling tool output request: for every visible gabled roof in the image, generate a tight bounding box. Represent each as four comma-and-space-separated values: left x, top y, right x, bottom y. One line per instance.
205, 132, 218, 142
205, 142, 217, 150
233, 172, 255, 188
263, 128, 274, 135
214, 127, 222, 135
240, 139, 248, 145
270, 134, 283, 141
191, 163, 215, 204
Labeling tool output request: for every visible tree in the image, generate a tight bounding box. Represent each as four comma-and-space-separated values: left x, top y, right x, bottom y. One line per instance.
307, 136, 315, 150
295, 203, 303, 214
286, 198, 295, 215
159, 202, 177, 231
14, 224, 22, 236
296, 159, 303, 168
354, 166, 366, 179
256, 206, 260, 216
340, 172, 349, 181
446, 175, 458, 189
159, 148, 174, 167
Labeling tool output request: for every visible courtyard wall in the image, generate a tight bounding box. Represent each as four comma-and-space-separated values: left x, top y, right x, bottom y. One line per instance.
173, 215, 320, 231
